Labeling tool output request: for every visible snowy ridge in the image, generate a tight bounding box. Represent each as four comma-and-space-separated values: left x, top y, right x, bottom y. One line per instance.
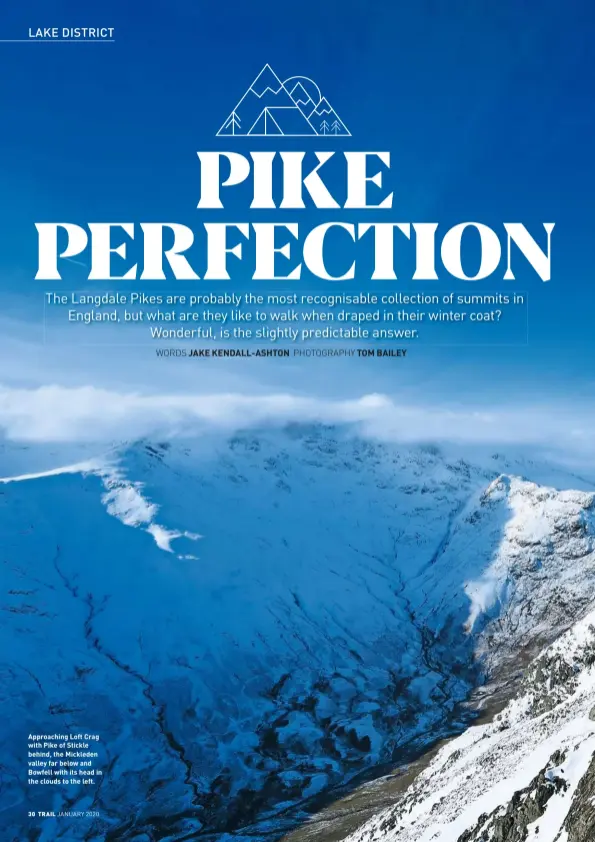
410, 474, 595, 666
2, 426, 595, 840
1, 455, 201, 555
345, 610, 595, 842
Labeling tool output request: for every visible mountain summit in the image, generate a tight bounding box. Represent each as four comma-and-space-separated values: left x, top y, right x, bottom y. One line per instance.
249, 63, 286, 97
288, 81, 313, 107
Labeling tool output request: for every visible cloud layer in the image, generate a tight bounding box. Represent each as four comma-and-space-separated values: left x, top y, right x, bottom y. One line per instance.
0, 384, 593, 467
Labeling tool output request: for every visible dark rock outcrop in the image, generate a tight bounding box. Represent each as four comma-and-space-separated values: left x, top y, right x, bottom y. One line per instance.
565, 752, 595, 841
456, 751, 568, 842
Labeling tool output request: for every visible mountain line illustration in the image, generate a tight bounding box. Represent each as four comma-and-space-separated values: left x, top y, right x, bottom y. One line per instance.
217, 64, 351, 137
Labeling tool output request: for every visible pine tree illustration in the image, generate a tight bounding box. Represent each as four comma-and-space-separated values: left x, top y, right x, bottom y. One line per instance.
229, 112, 241, 135
320, 120, 330, 135
331, 120, 341, 135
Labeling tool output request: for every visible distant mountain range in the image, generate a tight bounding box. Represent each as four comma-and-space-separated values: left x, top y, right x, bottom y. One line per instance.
217, 64, 351, 136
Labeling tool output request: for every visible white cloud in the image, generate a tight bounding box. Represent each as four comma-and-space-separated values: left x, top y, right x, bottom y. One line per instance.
0, 384, 593, 467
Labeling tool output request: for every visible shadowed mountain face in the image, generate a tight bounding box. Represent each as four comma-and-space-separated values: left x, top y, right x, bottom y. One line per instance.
2, 425, 595, 840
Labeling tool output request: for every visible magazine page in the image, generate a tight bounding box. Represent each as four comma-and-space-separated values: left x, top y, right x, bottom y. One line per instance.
2, 2, 594, 841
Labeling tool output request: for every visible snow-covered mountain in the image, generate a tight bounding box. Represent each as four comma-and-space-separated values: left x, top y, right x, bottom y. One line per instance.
2, 424, 595, 840
343, 606, 595, 842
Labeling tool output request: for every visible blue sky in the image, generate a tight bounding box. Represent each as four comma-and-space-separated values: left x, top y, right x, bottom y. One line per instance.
0, 0, 594, 412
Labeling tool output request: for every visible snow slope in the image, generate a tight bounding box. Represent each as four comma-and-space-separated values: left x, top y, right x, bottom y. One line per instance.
344, 609, 595, 842
2, 425, 595, 840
